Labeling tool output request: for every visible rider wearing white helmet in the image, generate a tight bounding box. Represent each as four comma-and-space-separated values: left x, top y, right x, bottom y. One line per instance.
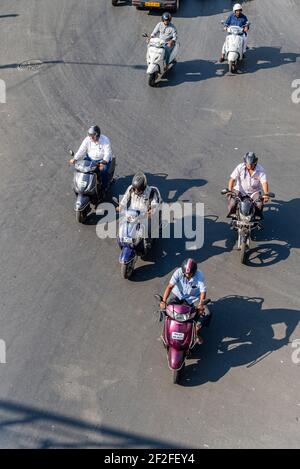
220, 3, 249, 62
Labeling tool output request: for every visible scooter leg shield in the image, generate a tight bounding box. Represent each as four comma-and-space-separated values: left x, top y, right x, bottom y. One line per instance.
147, 64, 159, 75
167, 348, 185, 371
75, 194, 90, 211
119, 246, 136, 264
227, 51, 239, 62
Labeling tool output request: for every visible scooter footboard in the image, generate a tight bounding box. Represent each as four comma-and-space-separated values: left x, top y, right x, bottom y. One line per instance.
167, 348, 185, 371
147, 63, 159, 75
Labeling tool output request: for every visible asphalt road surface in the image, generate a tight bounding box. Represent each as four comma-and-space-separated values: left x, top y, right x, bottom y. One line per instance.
0, 0, 299, 448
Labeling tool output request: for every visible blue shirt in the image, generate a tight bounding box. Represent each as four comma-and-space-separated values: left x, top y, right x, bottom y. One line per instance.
225, 13, 248, 28
170, 268, 207, 305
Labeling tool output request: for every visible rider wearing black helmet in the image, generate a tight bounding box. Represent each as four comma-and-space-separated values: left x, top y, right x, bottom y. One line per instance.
160, 259, 211, 344
118, 171, 161, 252
69, 125, 113, 190
227, 152, 270, 219
150, 12, 177, 65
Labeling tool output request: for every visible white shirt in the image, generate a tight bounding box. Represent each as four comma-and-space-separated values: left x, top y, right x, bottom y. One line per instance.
170, 268, 206, 305
74, 135, 112, 163
120, 185, 160, 213
230, 163, 267, 196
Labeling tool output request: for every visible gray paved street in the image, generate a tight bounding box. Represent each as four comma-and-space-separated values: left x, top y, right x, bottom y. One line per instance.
0, 0, 299, 448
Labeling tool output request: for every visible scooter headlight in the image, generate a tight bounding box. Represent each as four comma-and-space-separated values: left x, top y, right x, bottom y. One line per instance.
240, 213, 252, 222
173, 312, 189, 322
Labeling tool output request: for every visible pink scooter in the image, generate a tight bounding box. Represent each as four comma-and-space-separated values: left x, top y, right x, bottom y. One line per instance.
155, 295, 211, 384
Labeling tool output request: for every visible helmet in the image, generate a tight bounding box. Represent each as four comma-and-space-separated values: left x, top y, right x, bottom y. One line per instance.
88, 125, 101, 139
233, 3, 242, 12
181, 258, 197, 277
244, 151, 258, 167
132, 171, 147, 194
162, 12, 172, 22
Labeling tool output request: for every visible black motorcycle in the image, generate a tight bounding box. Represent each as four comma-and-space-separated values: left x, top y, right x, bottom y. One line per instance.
221, 189, 275, 264
70, 151, 116, 224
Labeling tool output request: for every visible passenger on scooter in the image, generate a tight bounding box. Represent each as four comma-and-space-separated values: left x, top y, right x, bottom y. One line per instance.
150, 12, 177, 65
160, 259, 211, 344
220, 3, 249, 62
69, 125, 113, 191
227, 152, 270, 219
118, 172, 161, 251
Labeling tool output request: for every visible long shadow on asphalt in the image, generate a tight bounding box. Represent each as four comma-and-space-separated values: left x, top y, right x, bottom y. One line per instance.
182, 295, 300, 387
0, 400, 182, 448
240, 47, 300, 75
160, 59, 226, 87
243, 198, 300, 267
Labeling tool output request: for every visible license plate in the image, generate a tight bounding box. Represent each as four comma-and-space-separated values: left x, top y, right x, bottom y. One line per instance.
145, 2, 161, 6
172, 332, 185, 341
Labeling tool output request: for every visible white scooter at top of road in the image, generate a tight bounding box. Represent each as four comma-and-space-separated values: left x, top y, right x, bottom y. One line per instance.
143, 33, 179, 87
222, 22, 250, 74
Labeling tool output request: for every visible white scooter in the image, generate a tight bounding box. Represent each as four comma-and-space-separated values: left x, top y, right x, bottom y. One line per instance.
142, 33, 179, 87
222, 23, 250, 73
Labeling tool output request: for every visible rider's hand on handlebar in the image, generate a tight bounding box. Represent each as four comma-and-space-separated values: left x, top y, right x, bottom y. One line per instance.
160, 301, 166, 310
197, 305, 205, 315
69, 158, 75, 165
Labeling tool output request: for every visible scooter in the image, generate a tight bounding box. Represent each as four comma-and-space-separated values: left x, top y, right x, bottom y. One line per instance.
222, 22, 250, 73
114, 190, 162, 279
142, 33, 179, 87
70, 150, 116, 224
221, 189, 275, 264
154, 295, 211, 384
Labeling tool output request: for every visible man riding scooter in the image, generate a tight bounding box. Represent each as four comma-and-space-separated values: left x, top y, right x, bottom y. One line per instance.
220, 3, 249, 62
150, 12, 177, 67
160, 259, 211, 344
69, 125, 113, 193
117, 171, 161, 255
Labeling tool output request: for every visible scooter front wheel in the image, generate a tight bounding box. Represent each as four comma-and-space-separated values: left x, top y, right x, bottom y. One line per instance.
121, 262, 134, 279
75, 206, 88, 224
173, 363, 184, 384
148, 73, 157, 87
229, 61, 237, 74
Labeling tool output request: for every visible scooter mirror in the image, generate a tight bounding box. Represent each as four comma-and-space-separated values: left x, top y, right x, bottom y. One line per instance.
203, 298, 211, 305
112, 196, 119, 206
142, 32, 148, 38
268, 192, 275, 198
69, 150, 74, 157
221, 20, 225, 25
221, 188, 228, 195
154, 294, 163, 302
